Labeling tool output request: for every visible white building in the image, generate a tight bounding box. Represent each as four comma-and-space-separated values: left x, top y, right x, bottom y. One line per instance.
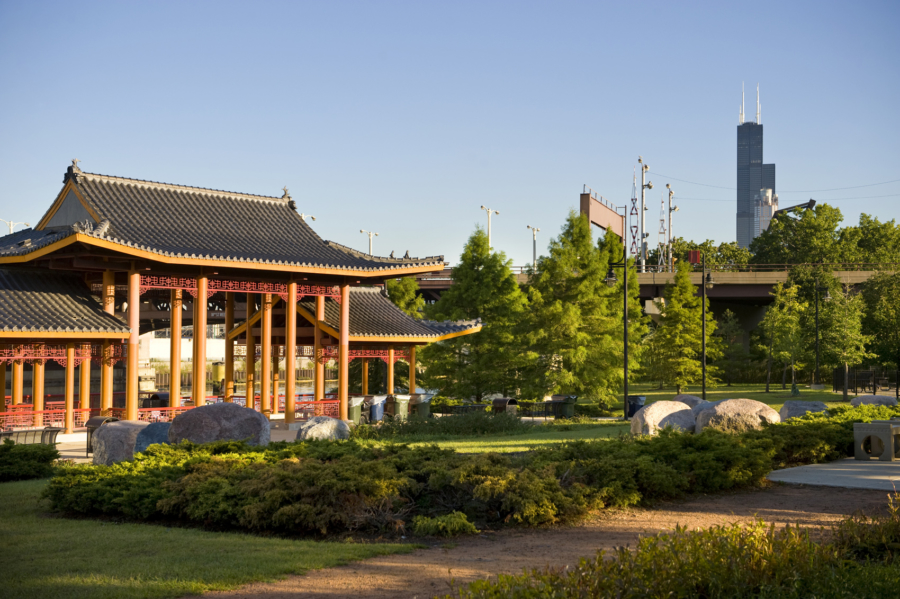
752, 188, 778, 241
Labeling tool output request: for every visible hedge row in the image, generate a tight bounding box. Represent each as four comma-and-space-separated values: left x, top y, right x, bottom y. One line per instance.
446, 497, 900, 599
0, 439, 59, 482
43, 405, 898, 537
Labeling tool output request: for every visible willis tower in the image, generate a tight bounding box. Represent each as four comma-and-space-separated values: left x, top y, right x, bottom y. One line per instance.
736, 84, 775, 248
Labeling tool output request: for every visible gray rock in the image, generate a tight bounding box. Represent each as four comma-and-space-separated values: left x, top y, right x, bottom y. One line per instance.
631, 401, 696, 435
779, 400, 828, 421
696, 398, 781, 433
92, 421, 149, 465
168, 402, 270, 446
134, 422, 171, 454
673, 394, 706, 408
851, 395, 898, 407
296, 416, 351, 441
691, 400, 720, 417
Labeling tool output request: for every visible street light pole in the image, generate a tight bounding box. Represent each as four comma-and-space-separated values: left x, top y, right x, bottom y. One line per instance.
605, 210, 630, 420
665, 184, 678, 273
359, 229, 379, 255
480, 206, 499, 248
0, 219, 30, 235
637, 158, 653, 273
702, 253, 707, 400
526, 225, 540, 266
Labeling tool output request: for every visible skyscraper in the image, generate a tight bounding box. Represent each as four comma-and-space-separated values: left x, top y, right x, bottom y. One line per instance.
736, 84, 775, 248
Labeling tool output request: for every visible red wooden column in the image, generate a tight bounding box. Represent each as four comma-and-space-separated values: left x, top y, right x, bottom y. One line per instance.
224, 292, 234, 402
101, 270, 115, 412
192, 274, 208, 406
387, 346, 395, 395
285, 281, 297, 423
12, 360, 23, 405
314, 296, 325, 400
32, 360, 45, 427
246, 293, 256, 409
170, 289, 182, 407
361, 359, 369, 395
65, 343, 75, 433
408, 346, 416, 393
79, 351, 91, 414
339, 284, 350, 420
126, 268, 140, 421
260, 293, 272, 415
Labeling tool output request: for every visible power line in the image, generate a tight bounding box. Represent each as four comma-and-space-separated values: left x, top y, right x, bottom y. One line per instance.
678, 193, 900, 203
649, 172, 900, 193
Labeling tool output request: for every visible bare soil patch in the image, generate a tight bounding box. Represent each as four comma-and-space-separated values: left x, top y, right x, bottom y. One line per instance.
194, 483, 890, 599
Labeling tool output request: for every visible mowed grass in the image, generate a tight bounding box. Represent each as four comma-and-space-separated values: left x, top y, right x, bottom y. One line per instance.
0, 479, 415, 599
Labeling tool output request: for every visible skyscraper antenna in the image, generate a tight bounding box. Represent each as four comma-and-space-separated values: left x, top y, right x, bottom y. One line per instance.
740, 82, 745, 124
756, 83, 760, 124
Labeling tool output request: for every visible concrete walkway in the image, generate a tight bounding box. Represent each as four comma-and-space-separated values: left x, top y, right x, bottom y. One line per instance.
768, 458, 900, 491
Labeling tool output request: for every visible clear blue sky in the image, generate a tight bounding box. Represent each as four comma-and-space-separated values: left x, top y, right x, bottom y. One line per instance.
1, 1, 897, 266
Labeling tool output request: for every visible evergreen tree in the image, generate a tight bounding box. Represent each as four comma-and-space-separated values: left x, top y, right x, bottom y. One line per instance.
652, 260, 720, 393
384, 277, 425, 319
862, 272, 900, 368
716, 309, 749, 386
822, 285, 874, 401
418, 228, 527, 400
520, 211, 620, 406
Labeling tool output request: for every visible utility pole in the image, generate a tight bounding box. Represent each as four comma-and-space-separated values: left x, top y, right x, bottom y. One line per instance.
480, 206, 499, 248
359, 229, 378, 255
637, 157, 652, 272
526, 225, 540, 267
0, 219, 30, 235
666, 184, 678, 272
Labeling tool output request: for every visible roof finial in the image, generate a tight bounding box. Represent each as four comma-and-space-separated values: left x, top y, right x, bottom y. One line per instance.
739, 83, 744, 124
71, 158, 81, 172
756, 83, 760, 124
282, 186, 290, 199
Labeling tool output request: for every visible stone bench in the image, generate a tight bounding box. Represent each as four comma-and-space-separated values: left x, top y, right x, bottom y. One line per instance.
854, 420, 900, 461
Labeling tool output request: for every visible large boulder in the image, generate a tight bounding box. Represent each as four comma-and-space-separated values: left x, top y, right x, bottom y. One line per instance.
134, 422, 171, 454
168, 402, 270, 446
631, 401, 696, 435
691, 400, 720, 417
92, 421, 149, 465
851, 395, 898, 407
779, 400, 828, 421
696, 398, 780, 433
296, 416, 351, 441
673, 394, 706, 408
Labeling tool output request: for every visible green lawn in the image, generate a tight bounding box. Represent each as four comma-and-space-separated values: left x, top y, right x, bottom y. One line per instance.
0, 479, 415, 599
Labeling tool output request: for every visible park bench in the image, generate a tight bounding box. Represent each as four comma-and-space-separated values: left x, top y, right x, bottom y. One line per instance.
854, 420, 900, 461
0, 427, 62, 445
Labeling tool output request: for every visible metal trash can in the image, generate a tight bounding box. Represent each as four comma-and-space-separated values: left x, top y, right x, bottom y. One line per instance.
409, 394, 433, 418
551, 395, 577, 419
348, 396, 366, 425
492, 398, 518, 415
367, 395, 387, 422
386, 394, 410, 421
141, 392, 169, 409
85, 416, 119, 457
626, 395, 646, 418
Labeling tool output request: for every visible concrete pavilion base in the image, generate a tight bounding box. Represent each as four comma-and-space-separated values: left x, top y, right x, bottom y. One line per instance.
768, 458, 900, 491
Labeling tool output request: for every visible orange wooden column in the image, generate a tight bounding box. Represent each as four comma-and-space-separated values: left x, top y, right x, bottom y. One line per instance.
0, 356, 6, 413
272, 350, 280, 414
224, 292, 234, 402
32, 360, 45, 427
285, 281, 297, 422
12, 360, 23, 405
260, 293, 272, 415
125, 269, 140, 421
362, 359, 369, 395
170, 289, 182, 407
79, 351, 91, 413
101, 270, 115, 412
192, 274, 208, 406
339, 284, 350, 420
246, 293, 256, 409
387, 346, 395, 396
408, 346, 416, 393
64, 343, 75, 433
314, 296, 325, 400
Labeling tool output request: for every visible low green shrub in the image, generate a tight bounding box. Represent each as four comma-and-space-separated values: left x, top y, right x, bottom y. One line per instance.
44, 405, 900, 539
412, 511, 479, 537
352, 410, 532, 440
0, 438, 60, 482
445, 495, 900, 599
573, 402, 613, 418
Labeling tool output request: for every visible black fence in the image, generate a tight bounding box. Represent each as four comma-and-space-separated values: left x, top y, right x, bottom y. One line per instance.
832, 366, 899, 396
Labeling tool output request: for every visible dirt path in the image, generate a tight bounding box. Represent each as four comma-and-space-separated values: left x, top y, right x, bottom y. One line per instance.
196, 484, 892, 599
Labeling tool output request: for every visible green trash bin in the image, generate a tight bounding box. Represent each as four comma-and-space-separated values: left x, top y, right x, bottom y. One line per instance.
551, 395, 577, 419
386, 394, 410, 421
348, 396, 366, 425
409, 394, 432, 418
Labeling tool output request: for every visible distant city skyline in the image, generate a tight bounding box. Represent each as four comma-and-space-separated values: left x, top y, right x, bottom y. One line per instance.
0, 1, 897, 266
736, 85, 776, 249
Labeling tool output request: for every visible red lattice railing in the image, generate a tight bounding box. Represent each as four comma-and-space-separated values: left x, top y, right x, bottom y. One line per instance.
0, 408, 97, 431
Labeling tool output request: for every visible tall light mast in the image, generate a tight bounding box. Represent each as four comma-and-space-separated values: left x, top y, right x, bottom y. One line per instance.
666, 184, 679, 272
637, 157, 653, 272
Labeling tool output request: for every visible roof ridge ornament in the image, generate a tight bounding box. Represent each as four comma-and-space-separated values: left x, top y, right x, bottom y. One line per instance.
64, 158, 82, 183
